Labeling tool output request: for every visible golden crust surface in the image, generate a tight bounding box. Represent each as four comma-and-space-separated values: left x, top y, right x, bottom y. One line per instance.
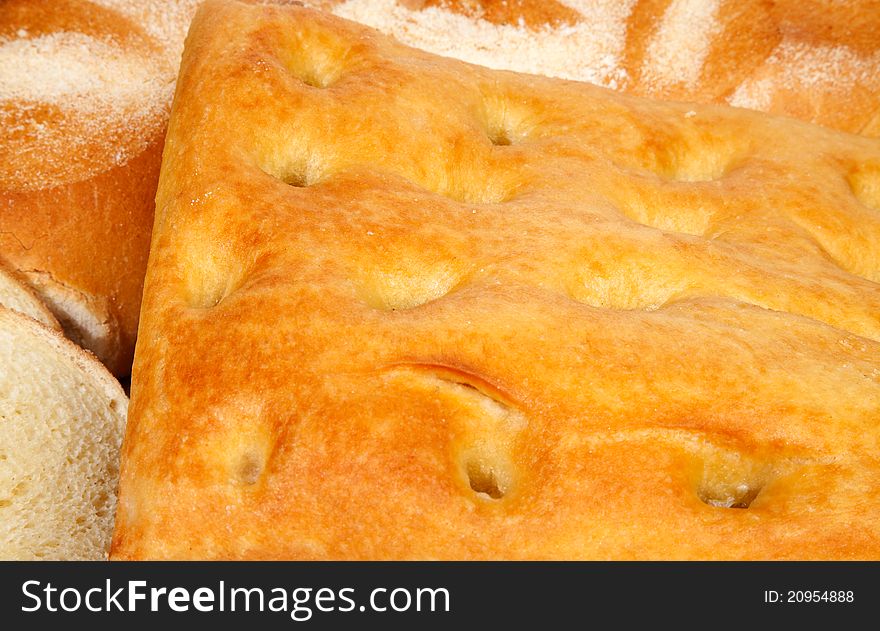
113, 0, 880, 559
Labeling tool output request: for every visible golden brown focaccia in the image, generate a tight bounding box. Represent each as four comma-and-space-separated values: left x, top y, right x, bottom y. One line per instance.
311, 0, 880, 137
112, 0, 880, 559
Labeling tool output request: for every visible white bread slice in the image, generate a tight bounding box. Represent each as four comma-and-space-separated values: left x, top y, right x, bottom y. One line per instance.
0, 261, 61, 331
0, 306, 127, 560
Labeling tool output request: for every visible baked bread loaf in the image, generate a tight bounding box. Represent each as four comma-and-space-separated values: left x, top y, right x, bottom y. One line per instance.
0, 260, 61, 330
112, 0, 880, 559
0, 0, 198, 375
4, 0, 875, 379
311, 0, 880, 136
0, 306, 128, 560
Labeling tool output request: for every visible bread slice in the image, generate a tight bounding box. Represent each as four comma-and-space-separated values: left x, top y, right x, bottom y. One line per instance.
0, 306, 127, 560
313, 0, 880, 136
0, 260, 61, 331
112, 0, 880, 559
0, 0, 199, 375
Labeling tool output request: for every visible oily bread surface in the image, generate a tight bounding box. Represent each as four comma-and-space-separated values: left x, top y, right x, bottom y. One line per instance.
113, 0, 880, 559
315, 0, 880, 136
0, 0, 198, 374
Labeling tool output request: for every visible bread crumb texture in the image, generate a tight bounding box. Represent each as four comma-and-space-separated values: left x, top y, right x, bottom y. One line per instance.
0, 307, 127, 560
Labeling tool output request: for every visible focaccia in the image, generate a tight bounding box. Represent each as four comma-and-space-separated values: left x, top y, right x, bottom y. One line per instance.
112, 0, 880, 559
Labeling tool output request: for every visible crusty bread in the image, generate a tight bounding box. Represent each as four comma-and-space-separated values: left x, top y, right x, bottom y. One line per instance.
0, 259, 61, 330
0, 306, 128, 560
4, 0, 875, 380
0, 0, 198, 375
311, 0, 880, 136
112, 1, 880, 559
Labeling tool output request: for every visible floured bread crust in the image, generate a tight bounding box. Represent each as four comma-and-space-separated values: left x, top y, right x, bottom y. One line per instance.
0, 0, 199, 374
112, 0, 880, 559
312, 0, 880, 136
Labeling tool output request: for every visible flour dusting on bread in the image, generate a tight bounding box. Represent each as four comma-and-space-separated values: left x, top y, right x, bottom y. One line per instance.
640, 0, 721, 90
319, 0, 880, 136
0, 32, 166, 113
333, 0, 636, 88
728, 41, 880, 110
89, 0, 201, 68
0, 0, 199, 374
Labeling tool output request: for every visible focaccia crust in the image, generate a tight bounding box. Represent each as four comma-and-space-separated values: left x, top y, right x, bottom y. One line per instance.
112, 0, 880, 559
